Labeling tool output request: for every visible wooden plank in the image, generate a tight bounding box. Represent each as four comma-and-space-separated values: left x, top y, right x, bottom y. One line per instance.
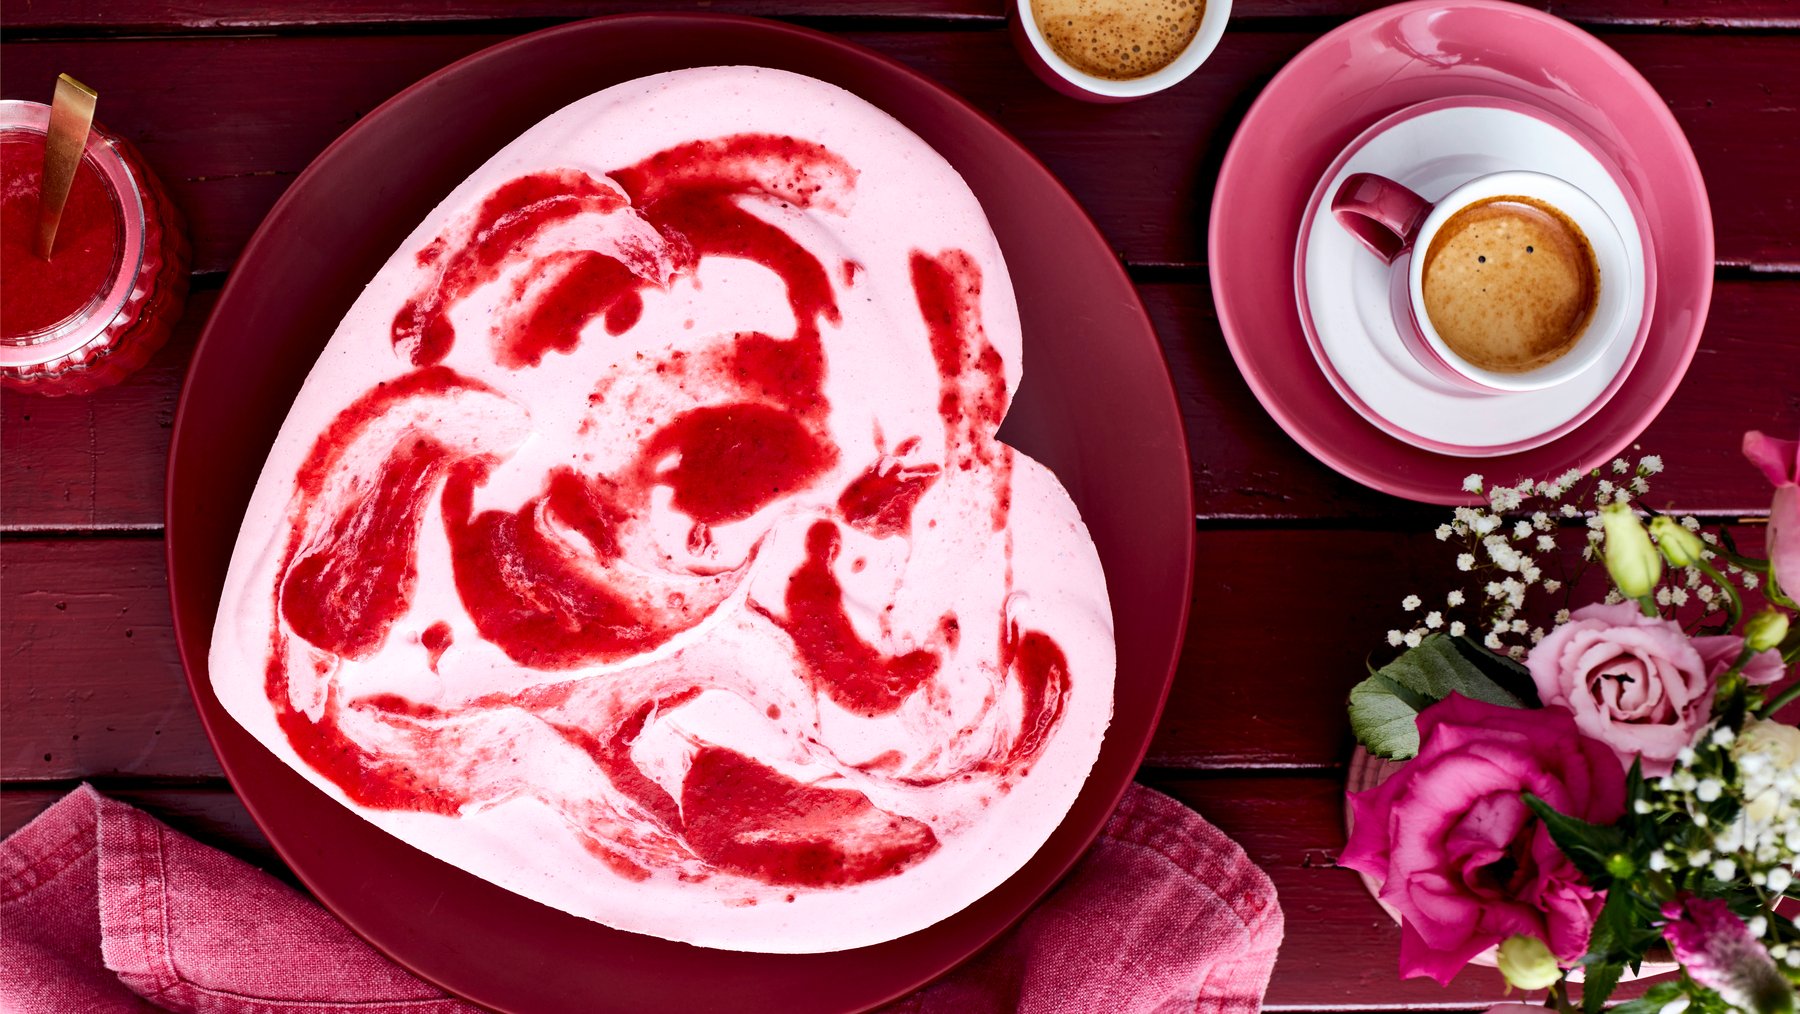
0, 775, 1666, 1008
11, 279, 1791, 532
0, 783, 280, 870
7, 528, 1790, 781
3, 0, 1795, 31
2, 29, 1797, 272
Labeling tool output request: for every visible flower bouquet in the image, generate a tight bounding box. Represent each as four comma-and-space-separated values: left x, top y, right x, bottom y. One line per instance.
1341, 432, 1800, 1014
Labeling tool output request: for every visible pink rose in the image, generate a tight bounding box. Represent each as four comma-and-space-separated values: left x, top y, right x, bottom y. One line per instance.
1526, 602, 1750, 775
1340, 696, 1625, 985
1744, 429, 1799, 598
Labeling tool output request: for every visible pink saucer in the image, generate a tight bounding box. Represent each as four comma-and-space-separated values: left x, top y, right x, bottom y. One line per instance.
1210, 0, 1712, 504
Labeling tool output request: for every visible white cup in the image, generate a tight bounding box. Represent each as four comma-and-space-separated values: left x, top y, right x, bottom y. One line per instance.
1011, 0, 1232, 102
1333, 169, 1642, 393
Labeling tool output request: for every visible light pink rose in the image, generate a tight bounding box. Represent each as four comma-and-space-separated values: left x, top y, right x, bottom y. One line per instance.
1744, 429, 1799, 599
1526, 602, 1748, 775
1340, 696, 1625, 985
1695, 637, 1786, 687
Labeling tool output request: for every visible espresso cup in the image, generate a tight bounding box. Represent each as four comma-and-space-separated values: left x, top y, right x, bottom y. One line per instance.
1331, 170, 1639, 394
1010, 0, 1231, 102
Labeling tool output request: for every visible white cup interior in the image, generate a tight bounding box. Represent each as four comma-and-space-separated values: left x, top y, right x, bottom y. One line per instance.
1406, 170, 1638, 393
1018, 0, 1232, 98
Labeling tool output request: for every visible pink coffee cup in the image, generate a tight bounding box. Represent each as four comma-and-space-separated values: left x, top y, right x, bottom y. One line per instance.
1331, 169, 1640, 394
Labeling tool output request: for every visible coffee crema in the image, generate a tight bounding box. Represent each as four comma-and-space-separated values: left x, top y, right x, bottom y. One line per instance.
1420, 195, 1599, 374
1031, 0, 1205, 81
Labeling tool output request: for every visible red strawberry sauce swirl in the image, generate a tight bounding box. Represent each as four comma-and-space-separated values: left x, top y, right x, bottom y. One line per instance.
262, 134, 1069, 889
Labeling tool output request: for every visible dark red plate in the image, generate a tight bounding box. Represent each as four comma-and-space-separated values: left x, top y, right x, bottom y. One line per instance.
167, 15, 1193, 1013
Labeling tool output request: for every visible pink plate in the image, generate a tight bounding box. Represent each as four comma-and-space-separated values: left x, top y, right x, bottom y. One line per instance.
167, 14, 1193, 1014
1210, 0, 1712, 504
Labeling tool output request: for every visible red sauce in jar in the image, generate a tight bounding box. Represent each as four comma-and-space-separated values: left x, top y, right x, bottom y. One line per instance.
0, 132, 121, 338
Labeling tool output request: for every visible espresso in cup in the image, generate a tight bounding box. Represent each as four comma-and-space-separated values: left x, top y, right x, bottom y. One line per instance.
1419, 195, 1599, 374
1032, 0, 1206, 80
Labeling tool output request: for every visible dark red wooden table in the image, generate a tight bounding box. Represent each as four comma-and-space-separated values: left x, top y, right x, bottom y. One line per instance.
3, 1, 1798, 1009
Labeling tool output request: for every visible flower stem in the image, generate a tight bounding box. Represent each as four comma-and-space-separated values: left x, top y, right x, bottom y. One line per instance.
1758, 680, 1800, 719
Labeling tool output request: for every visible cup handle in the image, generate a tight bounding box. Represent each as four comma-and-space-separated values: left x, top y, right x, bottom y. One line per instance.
1330, 173, 1432, 264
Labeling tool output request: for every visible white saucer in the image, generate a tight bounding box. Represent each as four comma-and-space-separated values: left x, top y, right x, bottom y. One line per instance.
1295, 97, 1655, 457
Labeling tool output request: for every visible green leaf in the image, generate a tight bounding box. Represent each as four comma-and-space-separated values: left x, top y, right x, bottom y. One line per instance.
1453, 634, 1543, 707
1523, 792, 1626, 881
1582, 961, 1625, 1014
1348, 634, 1532, 759
1608, 983, 1683, 1014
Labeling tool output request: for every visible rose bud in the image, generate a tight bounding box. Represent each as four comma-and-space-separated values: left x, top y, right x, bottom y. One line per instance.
1497, 934, 1562, 991
1650, 515, 1707, 568
1601, 503, 1662, 600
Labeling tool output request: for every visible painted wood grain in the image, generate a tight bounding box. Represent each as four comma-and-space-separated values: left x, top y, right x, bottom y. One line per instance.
0, 776, 1666, 1008
5, 281, 1796, 533
3, 30, 1797, 272
7, 528, 1790, 781
4, 0, 1795, 31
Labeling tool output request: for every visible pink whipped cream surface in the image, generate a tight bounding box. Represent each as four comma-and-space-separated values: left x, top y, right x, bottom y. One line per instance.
209, 66, 1115, 953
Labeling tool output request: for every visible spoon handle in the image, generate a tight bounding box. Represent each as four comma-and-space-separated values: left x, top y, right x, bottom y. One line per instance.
36, 73, 99, 261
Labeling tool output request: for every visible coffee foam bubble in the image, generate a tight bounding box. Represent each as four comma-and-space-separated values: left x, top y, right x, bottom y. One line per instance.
1032, 0, 1204, 81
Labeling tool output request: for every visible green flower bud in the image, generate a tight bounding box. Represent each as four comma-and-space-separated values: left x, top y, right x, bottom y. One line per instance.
1605, 852, 1637, 879
1601, 503, 1662, 599
1497, 934, 1562, 991
1745, 609, 1790, 653
1650, 515, 1707, 568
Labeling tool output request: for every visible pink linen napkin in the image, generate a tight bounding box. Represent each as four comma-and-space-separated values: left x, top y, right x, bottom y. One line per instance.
1, 783, 1281, 1014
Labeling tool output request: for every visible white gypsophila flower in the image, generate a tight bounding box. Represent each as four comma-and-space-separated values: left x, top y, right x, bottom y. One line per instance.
1614, 490, 1632, 506
1604, 588, 1624, 604
1598, 479, 1616, 496
1657, 587, 1675, 607
1698, 779, 1724, 803
1681, 515, 1701, 531
1635, 799, 1653, 815
1555, 608, 1572, 624
1745, 573, 1761, 590
1713, 727, 1736, 747
1632, 476, 1649, 494
1543, 579, 1562, 594
1713, 858, 1737, 881
1473, 514, 1501, 536
1458, 554, 1475, 571
1699, 586, 1716, 604
1770, 867, 1793, 894
1507, 645, 1525, 659
1435, 524, 1453, 541
1687, 567, 1704, 589
1521, 563, 1542, 585
1403, 630, 1423, 649
1387, 630, 1404, 647
1402, 594, 1422, 611
1641, 455, 1664, 474
1463, 473, 1483, 493
1484, 632, 1504, 650
1449, 621, 1466, 637
1679, 747, 1699, 766
1537, 535, 1557, 553
1562, 504, 1581, 518
1513, 520, 1533, 540
1612, 458, 1629, 474
1447, 590, 1466, 607
1671, 588, 1690, 607
1649, 850, 1670, 872
1690, 848, 1712, 867
1748, 915, 1769, 939
1511, 619, 1530, 634
1531, 627, 1546, 644
1658, 996, 1689, 1014
1702, 531, 1720, 545
1587, 513, 1606, 530
1425, 611, 1443, 629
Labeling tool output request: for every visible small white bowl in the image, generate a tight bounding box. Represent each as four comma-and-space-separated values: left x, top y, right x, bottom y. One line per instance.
1010, 0, 1232, 102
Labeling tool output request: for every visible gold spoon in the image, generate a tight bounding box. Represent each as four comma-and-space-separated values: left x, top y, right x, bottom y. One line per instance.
36, 73, 98, 261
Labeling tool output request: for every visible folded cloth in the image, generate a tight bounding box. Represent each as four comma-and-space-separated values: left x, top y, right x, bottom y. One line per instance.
1, 783, 1281, 1014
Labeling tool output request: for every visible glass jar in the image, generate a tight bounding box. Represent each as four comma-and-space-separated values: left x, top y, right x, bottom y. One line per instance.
1, 99, 190, 396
